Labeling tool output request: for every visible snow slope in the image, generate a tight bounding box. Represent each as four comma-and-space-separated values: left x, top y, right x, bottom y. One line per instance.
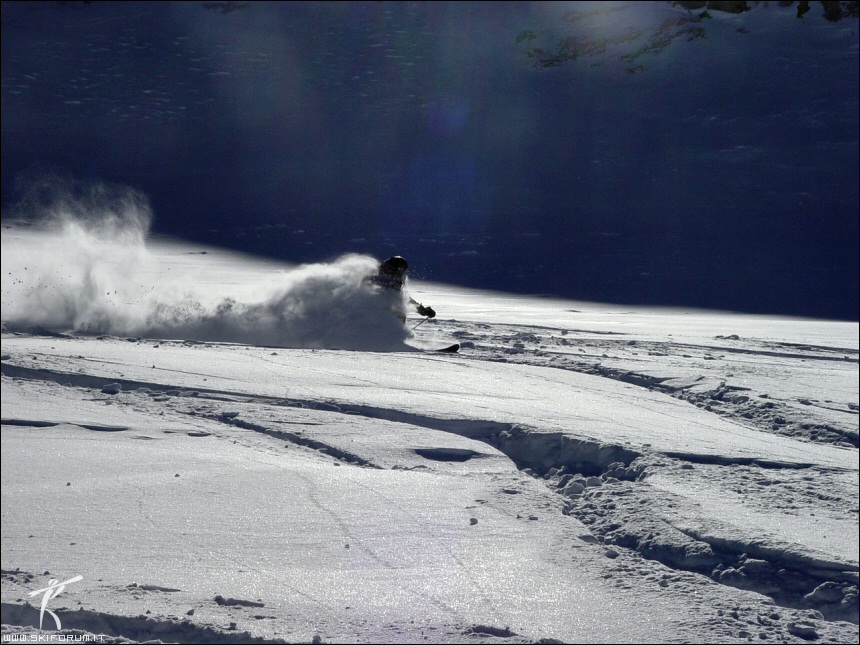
2, 234, 858, 644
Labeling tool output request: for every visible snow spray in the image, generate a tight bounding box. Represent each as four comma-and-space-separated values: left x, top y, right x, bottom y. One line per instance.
1, 177, 410, 350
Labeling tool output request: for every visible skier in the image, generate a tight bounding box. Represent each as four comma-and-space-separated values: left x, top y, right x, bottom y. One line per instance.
368, 256, 435, 323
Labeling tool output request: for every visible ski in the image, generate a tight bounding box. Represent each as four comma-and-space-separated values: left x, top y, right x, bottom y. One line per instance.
430, 343, 460, 353
403, 341, 460, 353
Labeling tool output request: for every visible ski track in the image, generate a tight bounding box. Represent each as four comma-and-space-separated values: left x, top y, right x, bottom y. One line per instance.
444, 320, 859, 449
2, 321, 859, 642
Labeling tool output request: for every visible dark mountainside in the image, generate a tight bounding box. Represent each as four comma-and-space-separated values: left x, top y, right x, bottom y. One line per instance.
2, 1, 858, 319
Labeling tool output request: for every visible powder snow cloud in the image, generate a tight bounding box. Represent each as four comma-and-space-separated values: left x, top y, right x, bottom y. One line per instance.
1, 178, 410, 351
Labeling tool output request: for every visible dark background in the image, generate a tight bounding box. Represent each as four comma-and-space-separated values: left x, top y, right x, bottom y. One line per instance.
2, 1, 858, 319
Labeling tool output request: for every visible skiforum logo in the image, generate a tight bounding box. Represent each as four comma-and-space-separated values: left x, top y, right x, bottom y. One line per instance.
27, 575, 83, 632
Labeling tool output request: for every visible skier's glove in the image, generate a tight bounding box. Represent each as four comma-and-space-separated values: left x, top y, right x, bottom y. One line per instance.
417, 304, 436, 318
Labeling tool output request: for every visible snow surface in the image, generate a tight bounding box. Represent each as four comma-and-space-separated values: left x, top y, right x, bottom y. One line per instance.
2, 224, 858, 644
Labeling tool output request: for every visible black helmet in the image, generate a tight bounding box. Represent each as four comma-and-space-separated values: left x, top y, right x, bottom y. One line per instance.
379, 256, 408, 276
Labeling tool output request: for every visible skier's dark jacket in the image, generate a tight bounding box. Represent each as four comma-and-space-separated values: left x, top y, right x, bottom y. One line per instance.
368, 257, 435, 318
